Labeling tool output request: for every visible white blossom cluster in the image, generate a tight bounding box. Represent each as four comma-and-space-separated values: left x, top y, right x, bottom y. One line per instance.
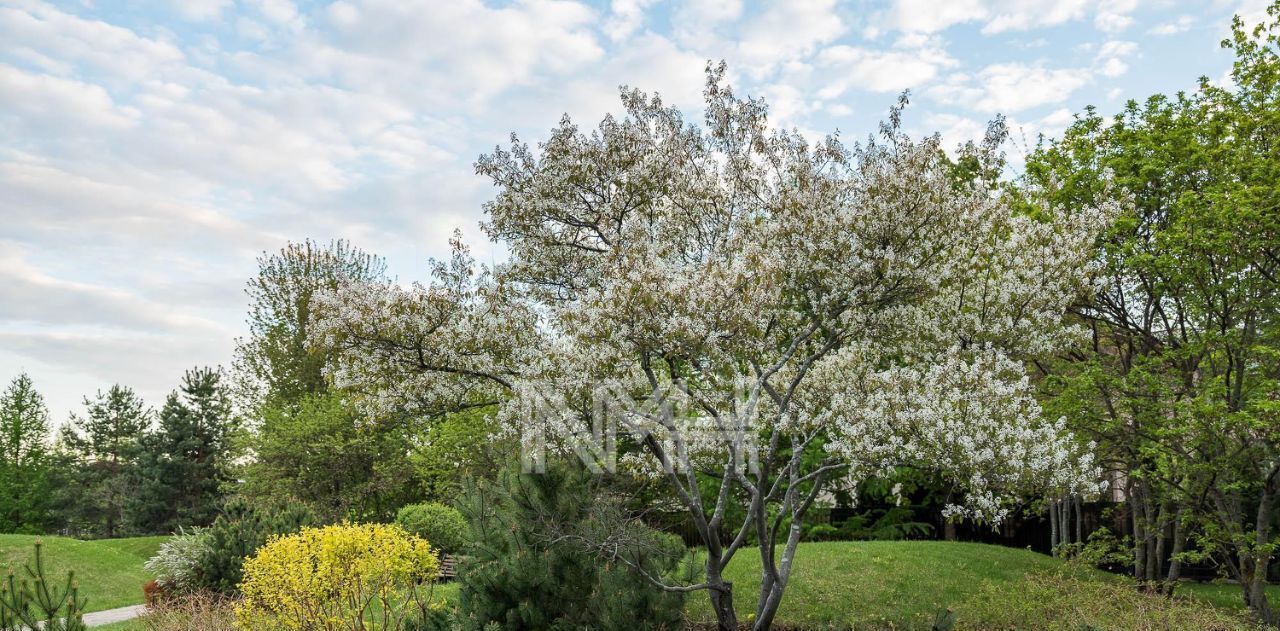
314, 67, 1114, 533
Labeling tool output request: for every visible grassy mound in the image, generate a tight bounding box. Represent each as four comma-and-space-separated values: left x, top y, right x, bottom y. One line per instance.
685, 541, 1256, 630
0, 534, 165, 613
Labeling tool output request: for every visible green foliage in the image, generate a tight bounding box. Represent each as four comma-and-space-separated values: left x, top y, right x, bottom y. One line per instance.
0, 539, 87, 631
454, 462, 685, 630
1024, 4, 1280, 616
235, 239, 387, 405
409, 408, 500, 504
197, 498, 315, 594
144, 528, 211, 593
132, 368, 236, 533
240, 391, 416, 522
58, 385, 152, 538
395, 503, 467, 555
0, 375, 54, 534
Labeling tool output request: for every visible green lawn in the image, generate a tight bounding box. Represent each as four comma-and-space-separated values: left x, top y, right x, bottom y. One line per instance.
1180, 582, 1280, 612
0, 534, 165, 613
683, 541, 1255, 630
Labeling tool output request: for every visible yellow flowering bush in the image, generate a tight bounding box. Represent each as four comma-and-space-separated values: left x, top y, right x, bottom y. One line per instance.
235, 522, 440, 631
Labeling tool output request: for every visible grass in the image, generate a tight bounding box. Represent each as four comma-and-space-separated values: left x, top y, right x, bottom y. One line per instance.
0, 534, 165, 614
1181, 582, 1280, 612
682, 541, 1257, 630
94, 536, 170, 562
684, 541, 1061, 628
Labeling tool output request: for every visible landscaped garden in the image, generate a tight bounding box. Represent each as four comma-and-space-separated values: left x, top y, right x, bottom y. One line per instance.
4, 2, 1280, 630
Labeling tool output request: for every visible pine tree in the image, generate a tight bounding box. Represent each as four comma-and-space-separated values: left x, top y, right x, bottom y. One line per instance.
60, 385, 151, 538
0, 375, 53, 533
133, 368, 236, 533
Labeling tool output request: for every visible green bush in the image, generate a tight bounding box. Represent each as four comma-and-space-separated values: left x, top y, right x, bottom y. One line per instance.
454, 462, 685, 630
396, 503, 468, 555
197, 498, 315, 594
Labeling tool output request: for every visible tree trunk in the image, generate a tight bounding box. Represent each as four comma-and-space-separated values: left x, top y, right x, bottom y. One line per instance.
706, 560, 738, 631
1151, 501, 1167, 582
1075, 495, 1084, 544
1050, 497, 1060, 555
1245, 485, 1278, 625
1166, 505, 1186, 588
1132, 487, 1147, 582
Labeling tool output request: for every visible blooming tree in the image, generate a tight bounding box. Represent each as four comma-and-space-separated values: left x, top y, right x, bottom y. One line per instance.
314, 65, 1112, 630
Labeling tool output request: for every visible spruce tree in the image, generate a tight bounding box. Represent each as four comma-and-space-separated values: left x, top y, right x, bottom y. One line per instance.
60, 385, 151, 538
133, 367, 235, 532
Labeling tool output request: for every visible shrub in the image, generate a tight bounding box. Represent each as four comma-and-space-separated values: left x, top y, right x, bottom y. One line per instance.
144, 527, 212, 594
395, 503, 468, 555
455, 462, 685, 630
0, 539, 88, 631
198, 498, 315, 593
238, 522, 442, 629
236, 522, 440, 631
137, 592, 238, 631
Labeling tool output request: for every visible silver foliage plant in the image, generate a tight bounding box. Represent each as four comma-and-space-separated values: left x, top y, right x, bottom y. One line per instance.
313, 63, 1115, 630
144, 527, 212, 593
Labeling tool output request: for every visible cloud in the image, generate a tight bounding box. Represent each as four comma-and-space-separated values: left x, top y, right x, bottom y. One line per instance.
929, 62, 1092, 113
1095, 40, 1138, 78
736, 0, 845, 75
885, 0, 1140, 35
815, 41, 957, 94
604, 0, 657, 41
1149, 15, 1194, 35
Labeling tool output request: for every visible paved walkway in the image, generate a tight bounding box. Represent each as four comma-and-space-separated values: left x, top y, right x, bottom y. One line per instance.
84, 604, 146, 627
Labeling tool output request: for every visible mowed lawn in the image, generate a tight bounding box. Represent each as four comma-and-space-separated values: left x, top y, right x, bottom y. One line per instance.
0, 534, 166, 613
684, 541, 1256, 630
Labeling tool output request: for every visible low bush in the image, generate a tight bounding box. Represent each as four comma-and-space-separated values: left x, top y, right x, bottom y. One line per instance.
454, 461, 686, 631
236, 522, 440, 631
136, 591, 238, 631
198, 498, 315, 593
395, 503, 468, 555
144, 527, 211, 594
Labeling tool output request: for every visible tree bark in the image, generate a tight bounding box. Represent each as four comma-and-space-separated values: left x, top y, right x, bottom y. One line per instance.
1075, 495, 1084, 545
1245, 485, 1277, 625
1049, 494, 1059, 552
1165, 505, 1186, 588
1132, 486, 1147, 582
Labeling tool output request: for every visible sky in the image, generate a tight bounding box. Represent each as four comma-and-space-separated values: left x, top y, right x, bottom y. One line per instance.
0, 0, 1272, 423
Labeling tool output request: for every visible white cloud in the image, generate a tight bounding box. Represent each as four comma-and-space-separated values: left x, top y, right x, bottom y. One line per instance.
816, 42, 957, 93
929, 62, 1091, 113
1094, 40, 1138, 78
604, 0, 657, 41
885, 0, 1140, 35
177, 0, 234, 22
1149, 15, 1194, 35
736, 0, 845, 74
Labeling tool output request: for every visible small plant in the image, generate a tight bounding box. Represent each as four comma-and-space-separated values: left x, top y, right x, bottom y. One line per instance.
145, 527, 213, 594
0, 539, 88, 631
198, 498, 315, 593
138, 591, 238, 631
395, 503, 468, 555
236, 522, 440, 631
